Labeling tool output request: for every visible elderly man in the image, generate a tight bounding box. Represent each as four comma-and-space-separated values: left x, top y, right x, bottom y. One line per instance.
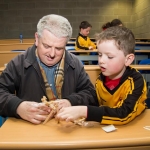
0, 14, 98, 124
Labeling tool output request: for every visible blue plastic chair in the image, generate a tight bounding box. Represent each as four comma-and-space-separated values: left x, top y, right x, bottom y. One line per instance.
0, 116, 3, 127
90, 52, 98, 65
139, 59, 150, 108
139, 59, 150, 73
0, 116, 7, 127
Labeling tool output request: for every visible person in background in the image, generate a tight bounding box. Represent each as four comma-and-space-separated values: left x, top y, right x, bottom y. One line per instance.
75, 21, 97, 64
75, 21, 96, 50
102, 19, 123, 30
56, 26, 147, 125
0, 14, 98, 124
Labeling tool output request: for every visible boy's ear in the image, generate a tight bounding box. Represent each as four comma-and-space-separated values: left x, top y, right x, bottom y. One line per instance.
125, 54, 135, 66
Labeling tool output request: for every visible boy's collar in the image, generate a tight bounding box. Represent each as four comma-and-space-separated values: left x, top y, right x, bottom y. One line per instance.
79, 33, 87, 39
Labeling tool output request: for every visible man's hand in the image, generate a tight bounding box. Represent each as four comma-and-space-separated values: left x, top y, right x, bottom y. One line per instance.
16, 101, 51, 124
56, 99, 71, 110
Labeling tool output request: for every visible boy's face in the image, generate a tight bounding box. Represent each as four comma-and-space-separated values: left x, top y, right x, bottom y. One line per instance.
80, 27, 91, 36
97, 40, 127, 80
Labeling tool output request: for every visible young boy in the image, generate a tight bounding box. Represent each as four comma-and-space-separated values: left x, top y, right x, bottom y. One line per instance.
56, 26, 147, 125
75, 21, 96, 50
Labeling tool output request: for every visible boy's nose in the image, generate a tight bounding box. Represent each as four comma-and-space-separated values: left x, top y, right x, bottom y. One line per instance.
99, 58, 104, 64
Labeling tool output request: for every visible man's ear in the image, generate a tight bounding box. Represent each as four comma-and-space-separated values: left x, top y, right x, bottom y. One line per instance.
35, 32, 38, 46
125, 54, 135, 66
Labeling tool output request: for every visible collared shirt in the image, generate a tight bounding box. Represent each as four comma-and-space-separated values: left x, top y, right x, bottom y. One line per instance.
36, 57, 58, 97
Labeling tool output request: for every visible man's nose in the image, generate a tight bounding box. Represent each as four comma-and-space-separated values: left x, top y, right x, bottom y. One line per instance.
49, 48, 55, 57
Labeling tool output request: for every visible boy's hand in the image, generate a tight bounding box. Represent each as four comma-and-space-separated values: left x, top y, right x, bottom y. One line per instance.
89, 46, 93, 50
56, 106, 87, 122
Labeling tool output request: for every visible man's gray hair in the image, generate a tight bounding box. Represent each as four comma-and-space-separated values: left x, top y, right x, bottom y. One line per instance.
37, 14, 72, 41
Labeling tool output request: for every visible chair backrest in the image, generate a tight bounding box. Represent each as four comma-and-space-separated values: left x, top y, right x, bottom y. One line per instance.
65, 46, 75, 50
11, 50, 26, 52
139, 59, 150, 109
139, 59, 150, 73
139, 59, 150, 65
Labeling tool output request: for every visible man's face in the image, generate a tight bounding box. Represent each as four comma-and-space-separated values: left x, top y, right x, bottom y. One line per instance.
35, 30, 67, 66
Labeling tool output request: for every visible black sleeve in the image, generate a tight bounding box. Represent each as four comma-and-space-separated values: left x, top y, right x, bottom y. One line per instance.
86, 105, 104, 122
65, 65, 99, 106
0, 60, 23, 118
63, 55, 99, 106
76, 36, 89, 50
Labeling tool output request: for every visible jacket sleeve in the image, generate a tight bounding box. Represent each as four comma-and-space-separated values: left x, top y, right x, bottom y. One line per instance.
86, 74, 147, 125
0, 60, 23, 118
75, 36, 89, 50
88, 38, 96, 49
64, 56, 98, 107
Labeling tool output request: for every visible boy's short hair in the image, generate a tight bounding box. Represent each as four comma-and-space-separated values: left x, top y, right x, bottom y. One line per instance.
96, 26, 135, 56
79, 21, 92, 29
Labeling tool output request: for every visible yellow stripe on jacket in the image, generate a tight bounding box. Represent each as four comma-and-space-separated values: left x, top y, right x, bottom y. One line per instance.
95, 67, 147, 125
